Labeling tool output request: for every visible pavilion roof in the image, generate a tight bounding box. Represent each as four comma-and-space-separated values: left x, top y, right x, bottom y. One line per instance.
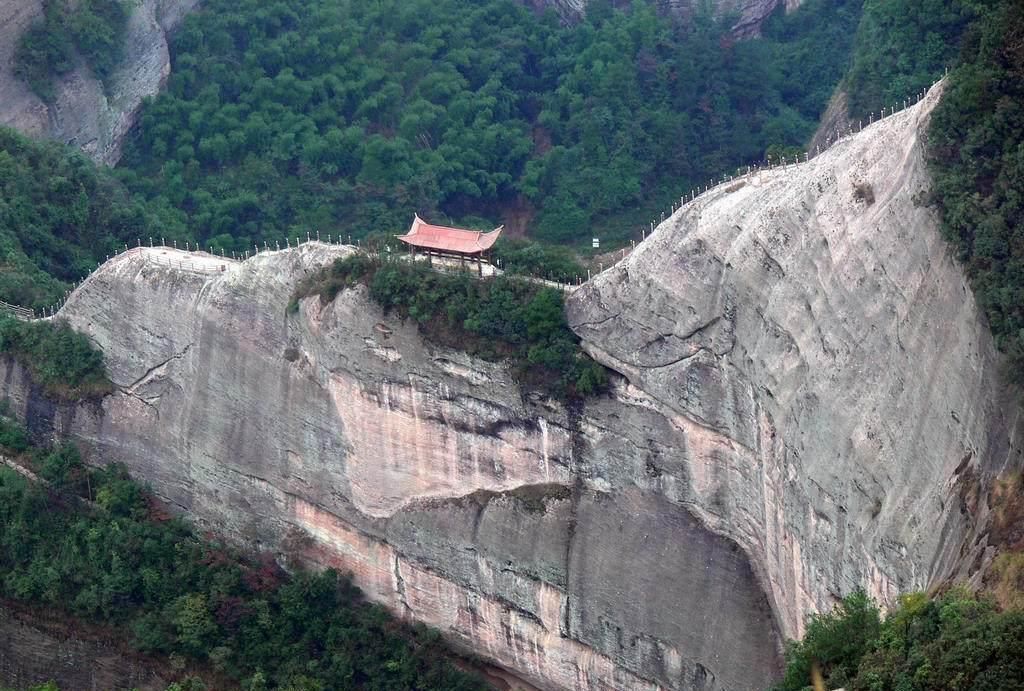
396, 214, 502, 255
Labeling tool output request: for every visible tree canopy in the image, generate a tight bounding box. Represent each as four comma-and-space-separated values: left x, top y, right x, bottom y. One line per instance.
117, 0, 862, 248
774, 589, 1024, 691
927, 0, 1024, 382
0, 127, 168, 310
845, 0, 975, 118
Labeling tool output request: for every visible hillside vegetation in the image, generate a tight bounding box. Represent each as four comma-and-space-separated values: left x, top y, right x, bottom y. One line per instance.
927, 0, 1024, 382
0, 128, 163, 310
845, 0, 974, 118
118, 0, 862, 248
0, 421, 490, 691
773, 589, 1024, 691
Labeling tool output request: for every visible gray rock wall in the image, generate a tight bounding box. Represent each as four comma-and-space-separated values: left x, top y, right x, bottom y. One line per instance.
567, 81, 1023, 638
1, 243, 782, 691
0, 606, 166, 691
0, 0, 201, 164
1, 83, 1021, 691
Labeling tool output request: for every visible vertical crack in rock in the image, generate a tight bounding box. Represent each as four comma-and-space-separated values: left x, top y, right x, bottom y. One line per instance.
392, 553, 413, 618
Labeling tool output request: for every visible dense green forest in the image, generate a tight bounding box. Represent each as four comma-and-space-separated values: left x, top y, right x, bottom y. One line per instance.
15, 0, 131, 101
116, 0, 862, 248
0, 419, 489, 691
0, 128, 165, 311
844, 0, 974, 118
292, 254, 606, 398
773, 588, 1024, 691
926, 0, 1024, 382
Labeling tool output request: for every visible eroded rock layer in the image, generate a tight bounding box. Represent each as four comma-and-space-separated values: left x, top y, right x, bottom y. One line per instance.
1, 243, 781, 690
1, 83, 1021, 691
0, 605, 166, 691
568, 82, 1023, 639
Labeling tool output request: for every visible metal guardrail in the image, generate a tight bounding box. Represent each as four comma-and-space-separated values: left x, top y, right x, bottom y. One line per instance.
0, 300, 34, 321
146, 253, 233, 274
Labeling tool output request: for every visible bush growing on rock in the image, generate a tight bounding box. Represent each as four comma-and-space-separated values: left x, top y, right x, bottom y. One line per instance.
0, 315, 112, 400
14, 0, 131, 101
291, 255, 607, 400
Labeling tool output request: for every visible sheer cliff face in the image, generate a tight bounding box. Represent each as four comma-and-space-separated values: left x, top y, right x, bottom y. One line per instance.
568, 82, 1023, 638
2, 84, 1021, 691
0, 0, 200, 164
2, 244, 782, 691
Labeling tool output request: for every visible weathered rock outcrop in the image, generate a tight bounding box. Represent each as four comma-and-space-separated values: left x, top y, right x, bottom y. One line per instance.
568, 81, 1023, 639
1, 243, 782, 691
808, 87, 853, 154
524, 0, 802, 36
0, 0, 201, 164
1, 83, 1021, 691
0, 605, 166, 690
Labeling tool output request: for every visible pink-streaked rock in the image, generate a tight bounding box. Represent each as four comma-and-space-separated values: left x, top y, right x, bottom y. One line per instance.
5, 83, 1020, 691
327, 371, 571, 517
1, 242, 780, 690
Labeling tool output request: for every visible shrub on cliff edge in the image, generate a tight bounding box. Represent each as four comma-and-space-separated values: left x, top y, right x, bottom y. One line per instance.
291, 255, 608, 400
0, 315, 112, 400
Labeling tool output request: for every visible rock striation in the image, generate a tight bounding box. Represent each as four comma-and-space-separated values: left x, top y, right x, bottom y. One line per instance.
0, 605, 166, 691
1, 83, 1021, 691
0, 0, 201, 164
568, 81, 1023, 639
1, 242, 783, 691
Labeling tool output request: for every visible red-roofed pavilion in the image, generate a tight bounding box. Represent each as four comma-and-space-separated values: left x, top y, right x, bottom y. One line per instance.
396, 214, 503, 275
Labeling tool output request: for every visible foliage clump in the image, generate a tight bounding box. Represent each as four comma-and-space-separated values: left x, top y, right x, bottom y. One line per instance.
773, 588, 1024, 691
0, 127, 166, 310
491, 238, 587, 284
15, 0, 132, 101
845, 0, 975, 118
0, 315, 111, 400
292, 255, 607, 399
0, 426, 490, 691
926, 0, 1024, 383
